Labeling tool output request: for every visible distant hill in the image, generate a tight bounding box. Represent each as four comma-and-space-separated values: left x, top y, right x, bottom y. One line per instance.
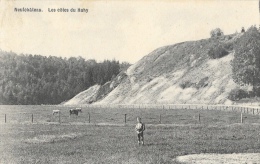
65, 33, 255, 105
0, 52, 130, 105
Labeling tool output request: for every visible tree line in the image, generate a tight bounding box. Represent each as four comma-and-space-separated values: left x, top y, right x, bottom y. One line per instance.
0, 52, 130, 105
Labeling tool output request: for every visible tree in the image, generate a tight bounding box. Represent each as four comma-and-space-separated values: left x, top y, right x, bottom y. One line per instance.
210, 28, 224, 38
120, 62, 131, 72
0, 50, 125, 105
231, 26, 260, 95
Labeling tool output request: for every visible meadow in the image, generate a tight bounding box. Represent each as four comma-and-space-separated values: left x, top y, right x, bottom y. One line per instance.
1, 105, 260, 163
0, 105, 260, 125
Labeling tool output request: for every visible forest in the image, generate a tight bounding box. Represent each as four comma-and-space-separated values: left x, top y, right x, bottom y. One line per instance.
0, 51, 130, 105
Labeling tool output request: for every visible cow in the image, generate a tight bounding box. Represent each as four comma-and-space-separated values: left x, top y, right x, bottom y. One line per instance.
69, 108, 82, 116
52, 110, 60, 115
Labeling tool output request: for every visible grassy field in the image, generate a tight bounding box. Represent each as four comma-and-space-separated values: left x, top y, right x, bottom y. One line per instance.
0, 105, 260, 125
1, 105, 260, 163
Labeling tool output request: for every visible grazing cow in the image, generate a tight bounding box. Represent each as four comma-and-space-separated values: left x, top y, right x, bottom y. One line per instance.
52, 110, 60, 115
69, 108, 82, 116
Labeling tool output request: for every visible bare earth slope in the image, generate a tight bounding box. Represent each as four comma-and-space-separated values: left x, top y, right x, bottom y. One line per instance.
64, 85, 100, 105
66, 34, 245, 105
176, 153, 260, 164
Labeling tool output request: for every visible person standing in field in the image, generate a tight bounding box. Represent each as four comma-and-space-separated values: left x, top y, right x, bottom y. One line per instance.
135, 117, 145, 145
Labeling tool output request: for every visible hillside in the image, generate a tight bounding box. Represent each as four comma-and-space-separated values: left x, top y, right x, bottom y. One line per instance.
0, 52, 130, 105
63, 85, 100, 105
65, 33, 248, 105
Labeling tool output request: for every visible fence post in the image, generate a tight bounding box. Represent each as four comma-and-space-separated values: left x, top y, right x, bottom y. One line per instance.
253, 109, 255, 115
32, 114, 33, 123
124, 114, 127, 124
198, 113, 201, 123
5, 114, 6, 123
88, 112, 90, 123
159, 114, 161, 124
240, 113, 243, 123
59, 112, 61, 123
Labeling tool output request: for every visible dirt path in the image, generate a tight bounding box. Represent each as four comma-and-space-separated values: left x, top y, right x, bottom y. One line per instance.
176, 153, 260, 164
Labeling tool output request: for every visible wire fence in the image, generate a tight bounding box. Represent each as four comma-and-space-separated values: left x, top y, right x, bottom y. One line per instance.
83, 104, 260, 115
1, 104, 260, 125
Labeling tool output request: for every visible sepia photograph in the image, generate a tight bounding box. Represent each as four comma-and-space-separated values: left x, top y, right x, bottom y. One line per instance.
1, 0, 260, 163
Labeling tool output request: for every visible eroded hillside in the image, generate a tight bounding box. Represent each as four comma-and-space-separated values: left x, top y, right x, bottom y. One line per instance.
65, 33, 246, 105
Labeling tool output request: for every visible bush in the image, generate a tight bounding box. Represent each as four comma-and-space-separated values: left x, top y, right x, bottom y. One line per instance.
208, 44, 229, 59
179, 81, 193, 89
195, 77, 208, 89
228, 88, 248, 101
223, 42, 234, 51
210, 28, 224, 38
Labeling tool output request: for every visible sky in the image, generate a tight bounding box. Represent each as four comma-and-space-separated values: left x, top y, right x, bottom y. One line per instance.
0, 0, 259, 64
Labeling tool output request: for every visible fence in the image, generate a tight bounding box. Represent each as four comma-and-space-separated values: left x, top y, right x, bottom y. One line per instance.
1, 104, 260, 125
81, 104, 260, 115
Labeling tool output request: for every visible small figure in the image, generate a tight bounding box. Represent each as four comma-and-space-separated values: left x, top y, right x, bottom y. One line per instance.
241, 27, 245, 33
135, 117, 145, 145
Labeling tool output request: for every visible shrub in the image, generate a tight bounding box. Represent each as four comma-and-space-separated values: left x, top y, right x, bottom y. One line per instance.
249, 87, 260, 97
228, 88, 248, 101
195, 77, 208, 89
223, 42, 234, 51
179, 81, 193, 89
208, 44, 229, 59
210, 28, 224, 38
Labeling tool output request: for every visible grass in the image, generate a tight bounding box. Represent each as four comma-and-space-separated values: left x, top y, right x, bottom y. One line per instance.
1, 105, 260, 163
1, 123, 260, 164
0, 105, 260, 125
